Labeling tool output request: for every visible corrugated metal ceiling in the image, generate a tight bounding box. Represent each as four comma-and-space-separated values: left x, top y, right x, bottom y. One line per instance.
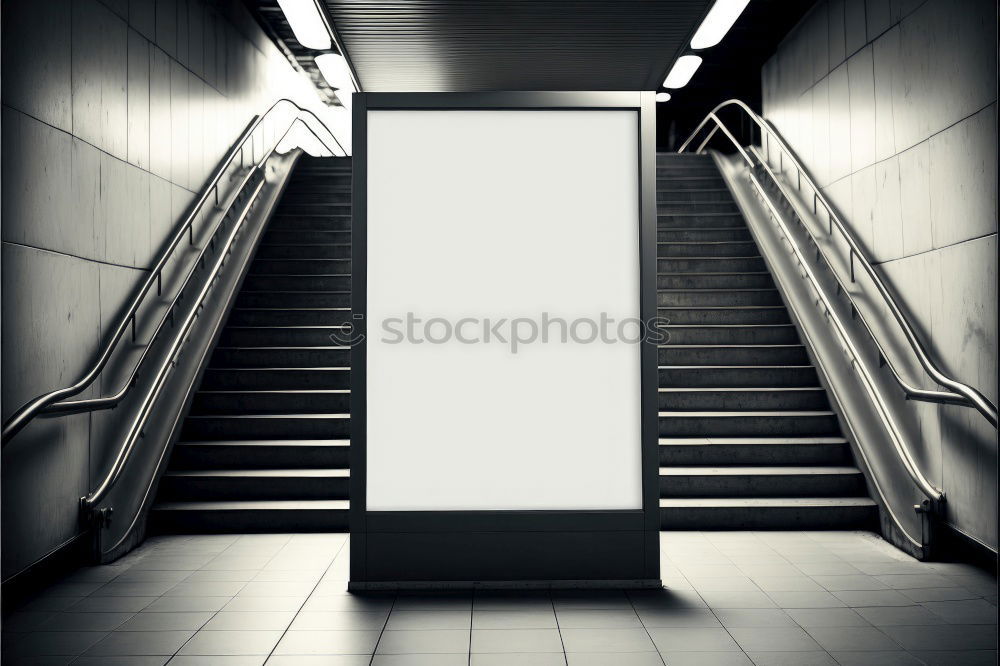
252, 1, 714, 93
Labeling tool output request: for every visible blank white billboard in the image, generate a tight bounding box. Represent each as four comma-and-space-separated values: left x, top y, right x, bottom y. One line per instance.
365, 109, 641, 511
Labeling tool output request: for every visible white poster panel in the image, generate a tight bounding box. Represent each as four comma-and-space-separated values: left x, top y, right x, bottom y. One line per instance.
365, 109, 641, 511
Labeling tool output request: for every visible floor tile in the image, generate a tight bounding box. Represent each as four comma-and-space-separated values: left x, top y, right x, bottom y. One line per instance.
82, 630, 194, 656
647, 627, 740, 652
266, 656, 372, 665
374, 629, 471, 654
472, 653, 568, 665
273, 630, 381, 655
784, 608, 870, 627
831, 590, 914, 607
745, 652, 837, 665
728, 627, 822, 652
201, 611, 296, 631
117, 611, 213, 631
827, 651, 924, 665
391, 595, 472, 612
5, 631, 108, 657
300, 594, 395, 612
169, 657, 266, 665
567, 653, 665, 665
907, 649, 999, 665
92, 581, 178, 596
472, 609, 558, 629
714, 608, 796, 628
166, 581, 246, 597
660, 652, 753, 665
878, 624, 998, 651
143, 597, 230, 612
922, 598, 998, 624
66, 596, 156, 613
290, 610, 389, 630
384, 610, 471, 630
637, 607, 722, 628
804, 626, 901, 651
177, 629, 284, 655
72, 657, 169, 665
34, 612, 134, 632
811, 575, 889, 591
223, 596, 306, 612
699, 590, 777, 608
557, 608, 643, 628
470, 628, 564, 653
373, 655, 469, 666
561, 627, 657, 652
552, 590, 632, 610
854, 605, 946, 626
899, 587, 981, 602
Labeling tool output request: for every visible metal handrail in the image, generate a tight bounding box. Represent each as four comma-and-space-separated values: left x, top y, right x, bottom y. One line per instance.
679, 99, 998, 429
86, 113, 328, 513
2, 99, 344, 446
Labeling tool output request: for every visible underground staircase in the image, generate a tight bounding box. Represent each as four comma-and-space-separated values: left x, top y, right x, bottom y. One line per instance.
151, 151, 877, 534
656, 152, 877, 529
150, 156, 353, 533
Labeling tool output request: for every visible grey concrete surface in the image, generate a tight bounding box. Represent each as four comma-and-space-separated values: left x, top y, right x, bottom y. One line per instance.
759, 0, 997, 551
1, 0, 343, 580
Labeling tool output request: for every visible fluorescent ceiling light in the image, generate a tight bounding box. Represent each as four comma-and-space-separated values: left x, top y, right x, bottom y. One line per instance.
316, 53, 356, 110
276, 0, 331, 50
663, 55, 702, 89
655, 92, 672, 102
690, 0, 751, 49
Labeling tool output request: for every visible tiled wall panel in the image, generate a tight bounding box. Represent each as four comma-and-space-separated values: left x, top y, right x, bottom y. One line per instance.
763, 0, 998, 550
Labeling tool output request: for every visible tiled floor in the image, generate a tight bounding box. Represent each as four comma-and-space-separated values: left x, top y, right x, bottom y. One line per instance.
2, 531, 996, 665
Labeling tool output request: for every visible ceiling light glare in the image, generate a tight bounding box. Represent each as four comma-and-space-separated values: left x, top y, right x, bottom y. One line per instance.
276, 0, 331, 50
655, 92, 672, 102
316, 53, 356, 110
690, 0, 751, 49
663, 55, 702, 89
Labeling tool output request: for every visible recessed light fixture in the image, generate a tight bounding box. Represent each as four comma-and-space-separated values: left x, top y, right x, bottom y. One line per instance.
315, 53, 357, 110
663, 55, 702, 89
655, 92, 672, 102
690, 0, 751, 49
276, 0, 331, 50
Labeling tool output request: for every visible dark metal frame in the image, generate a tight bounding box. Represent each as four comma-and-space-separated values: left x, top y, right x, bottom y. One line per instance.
350, 91, 659, 588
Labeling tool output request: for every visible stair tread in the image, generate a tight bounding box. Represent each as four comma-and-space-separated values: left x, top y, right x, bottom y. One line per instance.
659, 344, 803, 348
196, 389, 349, 395
659, 410, 835, 417
177, 439, 349, 447
659, 306, 786, 310
660, 437, 848, 445
214, 346, 349, 351
659, 365, 813, 369
659, 387, 823, 392
186, 413, 349, 419
206, 366, 349, 370
658, 289, 778, 293
660, 497, 876, 507
154, 500, 349, 510
660, 466, 860, 475
165, 469, 349, 478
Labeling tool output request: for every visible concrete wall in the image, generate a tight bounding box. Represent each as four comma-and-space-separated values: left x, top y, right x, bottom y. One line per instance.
1, 0, 346, 579
761, 0, 997, 550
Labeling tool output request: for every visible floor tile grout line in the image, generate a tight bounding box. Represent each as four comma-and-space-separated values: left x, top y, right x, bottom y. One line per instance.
163, 533, 290, 661
368, 591, 398, 664
625, 588, 667, 666
540, 592, 570, 666
263, 535, 349, 663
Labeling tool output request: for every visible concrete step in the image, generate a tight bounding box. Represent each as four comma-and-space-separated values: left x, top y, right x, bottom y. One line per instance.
659, 465, 865, 497
241, 274, 351, 291
218, 326, 350, 347
657, 189, 732, 202
263, 230, 351, 245
658, 387, 830, 411
659, 411, 840, 437
658, 228, 752, 242
662, 324, 798, 344
235, 291, 350, 308
158, 469, 349, 501
250, 258, 351, 275
658, 272, 774, 289
658, 241, 760, 258
658, 213, 746, 228
268, 216, 351, 232
658, 307, 791, 325
169, 439, 349, 470
659, 365, 818, 387
659, 497, 878, 529
658, 202, 740, 214
226, 308, 351, 327
658, 289, 782, 307
255, 244, 351, 260
657, 345, 809, 365
150, 500, 349, 533
181, 414, 350, 440
200, 368, 349, 390
659, 437, 850, 466
658, 257, 766, 272
190, 390, 350, 415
